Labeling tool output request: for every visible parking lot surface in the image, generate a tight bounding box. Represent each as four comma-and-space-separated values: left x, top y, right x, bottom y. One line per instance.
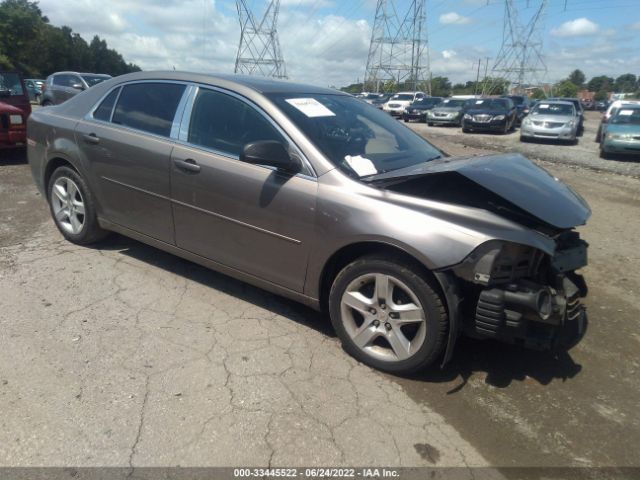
1, 108, 639, 472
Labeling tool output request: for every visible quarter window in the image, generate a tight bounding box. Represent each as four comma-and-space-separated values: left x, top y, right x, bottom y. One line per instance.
188, 88, 285, 157
93, 87, 120, 122
111, 83, 186, 137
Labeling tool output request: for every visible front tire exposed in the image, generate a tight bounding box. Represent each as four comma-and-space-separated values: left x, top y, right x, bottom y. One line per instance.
48, 166, 108, 245
329, 256, 448, 374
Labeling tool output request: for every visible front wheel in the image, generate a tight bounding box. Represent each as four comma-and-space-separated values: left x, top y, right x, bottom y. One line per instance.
48, 166, 108, 244
329, 256, 448, 374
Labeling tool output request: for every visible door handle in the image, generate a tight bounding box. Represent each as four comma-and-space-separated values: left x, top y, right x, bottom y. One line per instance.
83, 133, 100, 145
174, 158, 201, 173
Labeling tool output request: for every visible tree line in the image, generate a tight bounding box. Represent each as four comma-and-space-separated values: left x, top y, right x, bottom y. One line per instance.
341, 69, 639, 99
0, 0, 140, 78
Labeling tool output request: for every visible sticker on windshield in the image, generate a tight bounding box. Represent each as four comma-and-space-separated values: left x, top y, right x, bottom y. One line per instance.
285, 98, 336, 118
619, 109, 634, 116
345, 155, 378, 176
539, 104, 549, 109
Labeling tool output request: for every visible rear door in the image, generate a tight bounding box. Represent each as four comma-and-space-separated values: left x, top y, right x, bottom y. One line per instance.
74, 82, 187, 243
170, 86, 317, 292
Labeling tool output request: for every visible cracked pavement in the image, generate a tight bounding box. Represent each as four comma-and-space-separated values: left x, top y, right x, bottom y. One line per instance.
0, 157, 487, 468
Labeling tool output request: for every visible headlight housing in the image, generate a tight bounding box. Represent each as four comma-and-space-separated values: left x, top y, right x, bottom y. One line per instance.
9, 114, 23, 125
493, 115, 506, 121
463, 113, 472, 120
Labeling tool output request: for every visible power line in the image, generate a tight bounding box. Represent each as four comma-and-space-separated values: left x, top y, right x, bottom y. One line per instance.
363, 0, 431, 93
234, 0, 287, 79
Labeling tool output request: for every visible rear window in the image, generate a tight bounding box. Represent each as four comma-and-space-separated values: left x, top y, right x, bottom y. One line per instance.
111, 83, 186, 137
0, 72, 25, 96
93, 87, 121, 122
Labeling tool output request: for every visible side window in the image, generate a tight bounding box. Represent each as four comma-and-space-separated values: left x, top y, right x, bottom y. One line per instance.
93, 87, 121, 122
112, 83, 186, 137
188, 88, 285, 157
53, 75, 69, 87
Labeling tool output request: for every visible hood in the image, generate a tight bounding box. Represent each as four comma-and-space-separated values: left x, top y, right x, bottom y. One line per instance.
433, 106, 463, 113
0, 99, 31, 118
527, 114, 574, 123
606, 123, 640, 135
364, 153, 591, 231
466, 109, 508, 116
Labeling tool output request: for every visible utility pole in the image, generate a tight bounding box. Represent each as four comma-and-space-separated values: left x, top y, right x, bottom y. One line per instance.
483, 0, 547, 95
474, 58, 481, 95
363, 0, 431, 94
234, 0, 287, 79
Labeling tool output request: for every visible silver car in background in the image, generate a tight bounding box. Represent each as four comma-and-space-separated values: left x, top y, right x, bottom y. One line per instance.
27, 71, 590, 375
520, 100, 579, 144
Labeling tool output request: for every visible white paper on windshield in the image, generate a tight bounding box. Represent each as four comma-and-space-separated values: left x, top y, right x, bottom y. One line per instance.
285, 98, 336, 118
619, 109, 634, 116
345, 155, 378, 176
475, 100, 484, 104
539, 104, 549, 109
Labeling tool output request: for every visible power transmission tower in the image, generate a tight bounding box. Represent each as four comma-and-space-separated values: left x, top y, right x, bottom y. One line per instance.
363, 0, 431, 94
483, 0, 547, 95
234, 0, 287, 79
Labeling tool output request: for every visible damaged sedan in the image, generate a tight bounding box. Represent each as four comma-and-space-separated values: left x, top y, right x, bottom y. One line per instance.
27, 72, 590, 375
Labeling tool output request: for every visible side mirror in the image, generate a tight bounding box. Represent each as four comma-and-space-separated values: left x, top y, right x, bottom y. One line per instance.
71, 83, 85, 90
240, 140, 301, 173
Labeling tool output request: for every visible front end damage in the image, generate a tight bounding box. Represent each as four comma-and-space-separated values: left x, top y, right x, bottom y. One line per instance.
367, 152, 592, 360
447, 233, 588, 352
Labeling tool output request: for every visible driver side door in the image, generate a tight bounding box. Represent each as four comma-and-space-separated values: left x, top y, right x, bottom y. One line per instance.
170, 87, 318, 292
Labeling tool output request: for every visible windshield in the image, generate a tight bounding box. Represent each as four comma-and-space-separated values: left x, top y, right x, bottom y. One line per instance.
468, 99, 509, 111
532, 103, 574, 116
391, 94, 414, 101
81, 75, 110, 87
0, 72, 25, 96
413, 98, 441, 107
268, 94, 442, 178
438, 99, 465, 108
610, 108, 640, 125
506, 96, 526, 106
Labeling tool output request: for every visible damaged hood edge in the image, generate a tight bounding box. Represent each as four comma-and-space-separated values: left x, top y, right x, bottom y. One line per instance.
364, 152, 591, 230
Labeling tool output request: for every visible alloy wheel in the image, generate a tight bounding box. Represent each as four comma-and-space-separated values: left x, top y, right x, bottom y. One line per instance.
50, 177, 86, 235
340, 273, 427, 362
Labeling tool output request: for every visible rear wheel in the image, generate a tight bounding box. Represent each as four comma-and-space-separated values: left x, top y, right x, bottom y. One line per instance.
42, 100, 52, 107
427, 122, 434, 126
48, 166, 108, 244
329, 256, 448, 374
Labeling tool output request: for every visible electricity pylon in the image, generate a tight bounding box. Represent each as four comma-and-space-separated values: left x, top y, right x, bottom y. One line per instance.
363, 0, 431, 94
483, 0, 547, 95
234, 0, 287, 79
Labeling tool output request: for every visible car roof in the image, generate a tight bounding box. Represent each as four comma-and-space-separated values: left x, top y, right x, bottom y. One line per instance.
105, 70, 343, 96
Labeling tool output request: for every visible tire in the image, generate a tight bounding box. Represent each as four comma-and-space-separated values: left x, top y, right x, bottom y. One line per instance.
599, 148, 610, 160
462, 127, 470, 133
520, 135, 527, 143
329, 255, 448, 374
42, 100, 52, 107
427, 122, 434, 126
48, 166, 108, 245
595, 126, 601, 143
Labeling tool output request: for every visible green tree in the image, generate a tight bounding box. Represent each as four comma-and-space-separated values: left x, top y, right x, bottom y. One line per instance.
614, 73, 637, 93
594, 90, 609, 101
568, 69, 586, 87
429, 76, 451, 97
530, 88, 546, 100
587, 75, 613, 92
555, 80, 578, 98
0, 0, 139, 76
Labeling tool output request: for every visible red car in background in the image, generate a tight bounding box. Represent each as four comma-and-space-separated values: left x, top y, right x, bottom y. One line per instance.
0, 71, 32, 148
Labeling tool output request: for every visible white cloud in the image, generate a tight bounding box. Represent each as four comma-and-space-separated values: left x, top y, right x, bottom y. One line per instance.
551, 18, 599, 37
630, 22, 640, 30
439, 12, 472, 25
442, 50, 456, 59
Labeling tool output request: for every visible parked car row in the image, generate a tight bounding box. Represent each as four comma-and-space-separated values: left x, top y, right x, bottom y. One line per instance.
1, 70, 111, 148
0, 71, 31, 148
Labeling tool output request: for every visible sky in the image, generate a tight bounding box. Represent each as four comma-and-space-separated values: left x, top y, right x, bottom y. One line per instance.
36, 0, 640, 88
